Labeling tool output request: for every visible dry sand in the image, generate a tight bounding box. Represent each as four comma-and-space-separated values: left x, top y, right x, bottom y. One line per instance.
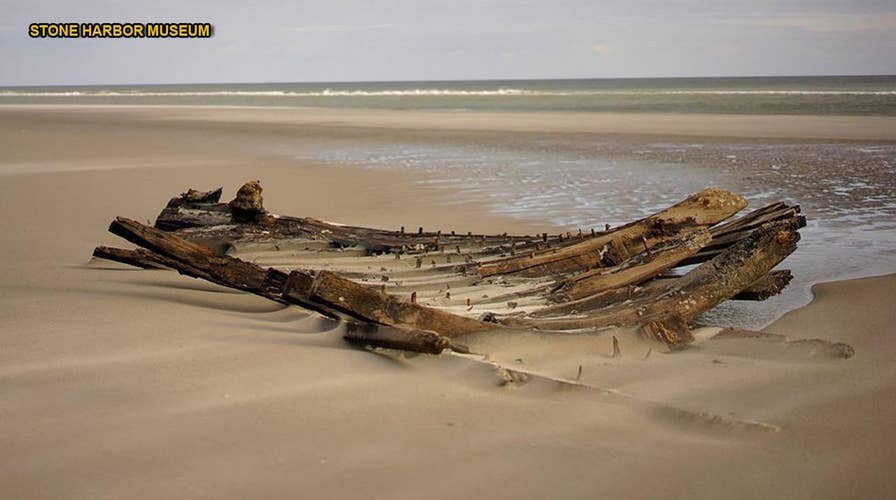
1, 106, 894, 499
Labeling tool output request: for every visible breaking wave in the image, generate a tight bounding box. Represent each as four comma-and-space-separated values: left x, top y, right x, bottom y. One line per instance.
2, 88, 895, 97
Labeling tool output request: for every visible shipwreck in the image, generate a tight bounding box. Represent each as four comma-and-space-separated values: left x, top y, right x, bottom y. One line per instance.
91, 180, 852, 357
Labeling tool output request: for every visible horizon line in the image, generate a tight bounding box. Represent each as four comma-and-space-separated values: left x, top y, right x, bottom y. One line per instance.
2, 73, 895, 89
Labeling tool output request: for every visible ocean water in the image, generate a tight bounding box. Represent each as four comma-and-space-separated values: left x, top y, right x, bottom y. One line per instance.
2, 75, 896, 115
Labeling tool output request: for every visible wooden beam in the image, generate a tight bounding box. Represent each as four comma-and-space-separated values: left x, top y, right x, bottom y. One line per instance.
343, 322, 469, 354
498, 216, 805, 347
550, 229, 710, 301
476, 188, 747, 278
109, 217, 289, 304
92, 246, 169, 270
109, 217, 497, 339
732, 270, 793, 301
282, 270, 498, 337
677, 203, 801, 267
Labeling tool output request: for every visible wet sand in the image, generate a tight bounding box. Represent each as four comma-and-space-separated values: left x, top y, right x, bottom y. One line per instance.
7, 104, 896, 141
1, 106, 894, 499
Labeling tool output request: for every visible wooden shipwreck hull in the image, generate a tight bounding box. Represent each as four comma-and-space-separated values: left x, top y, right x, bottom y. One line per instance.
94, 181, 807, 354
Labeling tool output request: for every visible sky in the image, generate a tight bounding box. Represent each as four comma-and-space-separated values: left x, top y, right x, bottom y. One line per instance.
2, 0, 895, 85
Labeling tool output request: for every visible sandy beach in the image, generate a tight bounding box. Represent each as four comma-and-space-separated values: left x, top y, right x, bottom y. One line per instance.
1, 106, 894, 499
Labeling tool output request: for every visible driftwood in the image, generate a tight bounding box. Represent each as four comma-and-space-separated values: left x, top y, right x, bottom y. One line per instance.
343, 323, 470, 355
92, 246, 168, 270
93, 181, 812, 352
733, 270, 793, 301
109, 217, 291, 305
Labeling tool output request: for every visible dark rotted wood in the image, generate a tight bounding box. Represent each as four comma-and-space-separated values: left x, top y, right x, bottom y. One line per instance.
477, 188, 747, 278
112, 217, 218, 259
109, 217, 290, 304
550, 229, 711, 301
153, 185, 588, 254
155, 202, 232, 231
647, 269, 794, 302
282, 270, 498, 337
499, 216, 805, 347
109, 218, 464, 352
344, 322, 469, 354
706, 202, 785, 234
92, 246, 169, 270
108, 217, 496, 347
676, 203, 801, 267
161, 204, 557, 254
732, 270, 793, 301
265, 215, 560, 255
94, 238, 466, 356
152, 185, 798, 271
154, 187, 227, 231
704, 206, 801, 250
530, 267, 792, 322
529, 278, 670, 318
707, 202, 792, 236
182, 187, 223, 203
93, 244, 241, 295
110, 217, 364, 315
102, 185, 809, 353
639, 315, 693, 347
227, 180, 266, 223
623, 217, 804, 327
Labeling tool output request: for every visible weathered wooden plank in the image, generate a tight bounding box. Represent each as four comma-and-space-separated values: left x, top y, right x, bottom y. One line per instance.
528, 279, 669, 318
282, 270, 498, 337
550, 229, 711, 301
109, 217, 288, 303
476, 188, 747, 278
92, 246, 169, 270
498, 216, 805, 347
676, 203, 801, 267
707, 201, 787, 236
732, 269, 793, 301
112, 216, 219, 258
182, 187, 223, 203
104, 221, 475, 353
343, 322, 469, 354
110, 217, 498, 340
154, 187, 228, 231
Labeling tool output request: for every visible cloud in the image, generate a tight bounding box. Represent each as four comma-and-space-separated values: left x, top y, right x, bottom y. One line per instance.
285, 24, 396, 33
755, 12, 896, 32
591, 43, 613, 54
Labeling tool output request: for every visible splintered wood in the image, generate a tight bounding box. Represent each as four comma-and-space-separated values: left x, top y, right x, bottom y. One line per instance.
94, 181, 807, 354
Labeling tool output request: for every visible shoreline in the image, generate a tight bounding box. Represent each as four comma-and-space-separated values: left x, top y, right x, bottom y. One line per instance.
4, 104, 896, 141
766, 273, 896, 336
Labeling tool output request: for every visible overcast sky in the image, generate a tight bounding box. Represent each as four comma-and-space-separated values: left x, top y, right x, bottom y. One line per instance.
2, 0, 895, 85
